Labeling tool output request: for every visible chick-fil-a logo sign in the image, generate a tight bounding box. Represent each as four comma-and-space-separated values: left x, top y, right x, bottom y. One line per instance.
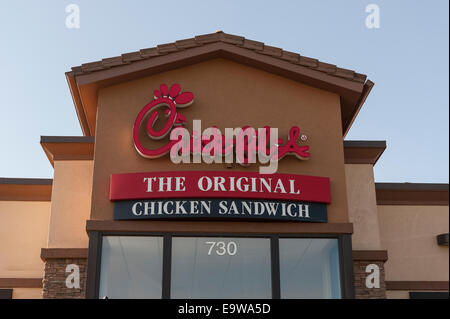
133, 84, 310, 174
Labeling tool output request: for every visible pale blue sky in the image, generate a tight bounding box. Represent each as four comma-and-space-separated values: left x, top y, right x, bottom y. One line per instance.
0, 0, 448, 182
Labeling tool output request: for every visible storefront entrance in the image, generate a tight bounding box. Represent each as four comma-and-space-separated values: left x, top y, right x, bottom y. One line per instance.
89, 233, 352, 299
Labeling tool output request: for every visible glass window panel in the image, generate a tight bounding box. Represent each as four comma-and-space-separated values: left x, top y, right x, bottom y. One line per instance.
279, 238, 341, 299
99, 236, 163, 299
171, 237, 271, 299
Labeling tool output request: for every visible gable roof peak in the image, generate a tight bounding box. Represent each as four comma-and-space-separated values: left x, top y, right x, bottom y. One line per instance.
68, 31, 366, 84
66, 31, 373, 137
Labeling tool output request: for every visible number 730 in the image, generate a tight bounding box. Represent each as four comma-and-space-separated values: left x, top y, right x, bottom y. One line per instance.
205, 241, 237, 256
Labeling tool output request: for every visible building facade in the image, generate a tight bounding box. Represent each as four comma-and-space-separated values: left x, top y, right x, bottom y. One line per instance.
0, 32, 448, 299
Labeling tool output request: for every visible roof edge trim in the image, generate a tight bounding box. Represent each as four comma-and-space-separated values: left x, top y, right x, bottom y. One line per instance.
376, 182, 449, 206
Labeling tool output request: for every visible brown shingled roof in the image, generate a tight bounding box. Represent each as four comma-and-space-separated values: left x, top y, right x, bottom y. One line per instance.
66, 31, 373, 137
68, 31, 366, 84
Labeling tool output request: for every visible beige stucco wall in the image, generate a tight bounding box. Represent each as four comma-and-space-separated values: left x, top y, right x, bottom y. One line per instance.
91, 58, 350, 223
378, 205, 449, 281
345, 164, 383, 250
12, 288, 43, 299
0, 201, 50, 278
47, 160, 93, 248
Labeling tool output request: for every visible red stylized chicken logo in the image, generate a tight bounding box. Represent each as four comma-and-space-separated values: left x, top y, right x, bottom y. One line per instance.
133, 83, 310, 162
133, 83, 193, 158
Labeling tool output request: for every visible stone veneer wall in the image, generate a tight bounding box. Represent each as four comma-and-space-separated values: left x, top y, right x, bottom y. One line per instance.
42, 258, 87, 299
353, 260, 387, 299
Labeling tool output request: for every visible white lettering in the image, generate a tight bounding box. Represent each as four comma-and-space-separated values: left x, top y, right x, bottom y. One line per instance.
213, 176, 226, 191
236, 177, 249, 192
198, 176, 212, 191
287, 203, 296, 217
132, 202, 142, 216
264, 202, 279, 216
158, 177, 172, 192
175, 177, 186, 191
218, 201, 228, 214
143, 177, 156, 192
289, 179, 300, 194
298, 204, 310, 218
273, 179, 287, 193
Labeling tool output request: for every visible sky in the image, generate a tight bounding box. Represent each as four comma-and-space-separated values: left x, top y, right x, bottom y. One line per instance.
0, 0, 448, 183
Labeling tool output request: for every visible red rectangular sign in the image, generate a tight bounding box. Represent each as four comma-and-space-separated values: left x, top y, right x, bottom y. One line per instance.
110, 171, 331, 204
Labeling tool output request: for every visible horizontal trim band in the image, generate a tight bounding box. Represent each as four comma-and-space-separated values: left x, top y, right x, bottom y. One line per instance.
40, 136, 95, 167
376, 183, 449, 206
52, 154, 93, 161
40, 136, 95, 143
376, 183, 449, 191
386, 281, 449, 291
343, 140, 386, 165
38, 137, 387, 165
0, 179, 52, 201
343, 141, 387, 148
0, 278, 43, 288
352, 250, 388, 261
86, 220, 353, 234
40, 248, 88, 261
0, 178, 52, 185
